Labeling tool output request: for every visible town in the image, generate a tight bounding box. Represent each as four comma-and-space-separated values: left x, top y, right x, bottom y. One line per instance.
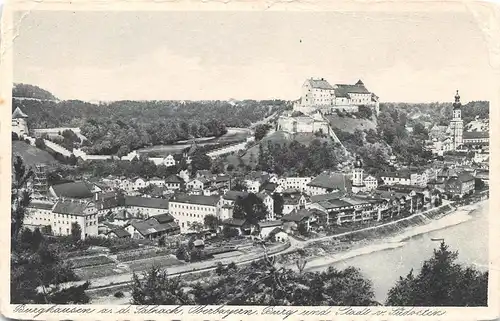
11, 78, 490, 304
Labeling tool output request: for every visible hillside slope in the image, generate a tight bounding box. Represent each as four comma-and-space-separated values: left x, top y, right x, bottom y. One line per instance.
325, 114, 377, 133
12, 140, 58, 167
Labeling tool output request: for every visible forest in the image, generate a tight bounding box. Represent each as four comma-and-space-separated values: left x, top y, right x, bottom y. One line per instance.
12, 84, 288, 156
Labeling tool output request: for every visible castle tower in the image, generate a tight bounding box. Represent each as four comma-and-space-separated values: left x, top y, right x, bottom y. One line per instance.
351, 155, 365, 194
449, 90, 463, 150
12, 107, 29, 138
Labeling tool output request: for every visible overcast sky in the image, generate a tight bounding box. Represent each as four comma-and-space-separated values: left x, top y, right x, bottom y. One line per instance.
13, 10, 494, 102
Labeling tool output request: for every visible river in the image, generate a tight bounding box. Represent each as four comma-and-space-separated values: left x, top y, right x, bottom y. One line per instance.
308, 201, 489, 304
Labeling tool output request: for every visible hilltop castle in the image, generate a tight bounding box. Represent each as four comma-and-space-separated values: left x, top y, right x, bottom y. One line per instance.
277, 78, 379, 140
294, 78, 380, 115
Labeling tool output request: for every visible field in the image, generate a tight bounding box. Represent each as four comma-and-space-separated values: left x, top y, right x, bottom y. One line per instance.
12, 140, 58, 166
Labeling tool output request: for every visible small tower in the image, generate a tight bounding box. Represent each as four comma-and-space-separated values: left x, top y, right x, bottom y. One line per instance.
351, 155, 365, 194
449, 90, 463, 150
12, 107, 29, 138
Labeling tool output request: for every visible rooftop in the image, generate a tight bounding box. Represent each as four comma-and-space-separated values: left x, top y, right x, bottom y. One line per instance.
170, 194, 219, 207
50, 181, 94, 199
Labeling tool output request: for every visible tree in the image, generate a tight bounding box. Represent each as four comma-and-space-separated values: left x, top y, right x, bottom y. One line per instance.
273, 193, 284, 217
131, 266, 191, 305
475, 178, 485, 191
386, 242, 488, 306
231, 178, 247, 191
233, 193, 268, 225
188, 221, 205, 234
204, 214, 220, 231
357, 105, 373, 119
12, 132, 19, 141
71, 222, 82, 242
11, 156, 34, 239
254, 124, 271, 141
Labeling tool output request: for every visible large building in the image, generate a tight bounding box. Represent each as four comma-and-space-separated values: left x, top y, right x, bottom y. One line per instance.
168, 194, 220, 233
295, 78, 379, 115
25, 199, 99, 240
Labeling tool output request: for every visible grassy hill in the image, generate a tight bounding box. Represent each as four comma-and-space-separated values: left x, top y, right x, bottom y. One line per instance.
325, 114, 377, 133
12, 141, 58, 167
239, 130, 335, 167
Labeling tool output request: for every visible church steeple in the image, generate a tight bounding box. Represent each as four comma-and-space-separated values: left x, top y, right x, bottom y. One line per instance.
453, 90, 461, 109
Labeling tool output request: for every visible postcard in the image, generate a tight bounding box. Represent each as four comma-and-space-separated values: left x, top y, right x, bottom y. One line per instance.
1, 0, 499, 320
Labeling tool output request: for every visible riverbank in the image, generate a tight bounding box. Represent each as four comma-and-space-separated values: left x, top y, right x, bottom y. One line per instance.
303, 199, 487, 272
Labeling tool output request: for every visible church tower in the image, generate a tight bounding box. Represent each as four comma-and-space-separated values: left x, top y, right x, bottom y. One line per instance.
449, 90, 463, 150
351, 155, 365, 194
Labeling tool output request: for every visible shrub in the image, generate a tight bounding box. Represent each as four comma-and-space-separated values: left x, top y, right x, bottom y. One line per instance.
114, 291, 124, 298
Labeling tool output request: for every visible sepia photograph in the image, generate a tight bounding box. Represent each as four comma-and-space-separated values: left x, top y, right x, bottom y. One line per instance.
2, 1, 499, 319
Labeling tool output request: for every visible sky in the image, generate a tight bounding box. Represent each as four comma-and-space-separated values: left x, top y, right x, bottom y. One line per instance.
12, 9, 495, 102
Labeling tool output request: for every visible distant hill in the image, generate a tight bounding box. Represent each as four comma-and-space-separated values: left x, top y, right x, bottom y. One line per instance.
12, 140, 58, 167
12, 83, 58, 101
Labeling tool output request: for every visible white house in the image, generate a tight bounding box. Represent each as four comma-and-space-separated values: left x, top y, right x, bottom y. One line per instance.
168, 194, 220, 233
25, 201, 55, 230
186, 179, 205, 192
277, 176, 313, 193
244, 179, 261, 193
363, 175, 378, 191
257, 192, 275, 220
148, 177, 165, 187
133, 178, 148, 191
51, 199, 99, 240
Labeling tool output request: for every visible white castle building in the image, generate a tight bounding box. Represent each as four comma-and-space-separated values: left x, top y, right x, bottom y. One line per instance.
294, 78, 380, 115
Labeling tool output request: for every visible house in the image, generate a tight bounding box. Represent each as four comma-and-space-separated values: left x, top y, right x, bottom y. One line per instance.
381, 169, 428, 186
277, 176, 313, 193
25, 201, 55, 230
133, 178, 148, 191
257, 220, 283, 239
95, 191, 124, 216
274, 231, 289, 243
124, 213, 180, 239
165, 175, 183, 190
221, 218, 252, 235
282, 192, 309, 215
307, 172, 351, 196
186, 178, 206, 192
218, 190, 248, 220
444, 172, 475, 198
106, 228, 131, 239
49, 181, 95, 199
244, 179, 262, 193
363, 175, 378, 191
281, 208, 320, 232
256, 192, 275, 220
462, 131, 489, 145
51, 199, 99, 240
164, 154, 177, 167
148, 177, 165, 187
244, 172, 270, 193
119, 196, 170, 217
260, 182, 278, 194
476, 169, 489, 185
168, 194, 220, 233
